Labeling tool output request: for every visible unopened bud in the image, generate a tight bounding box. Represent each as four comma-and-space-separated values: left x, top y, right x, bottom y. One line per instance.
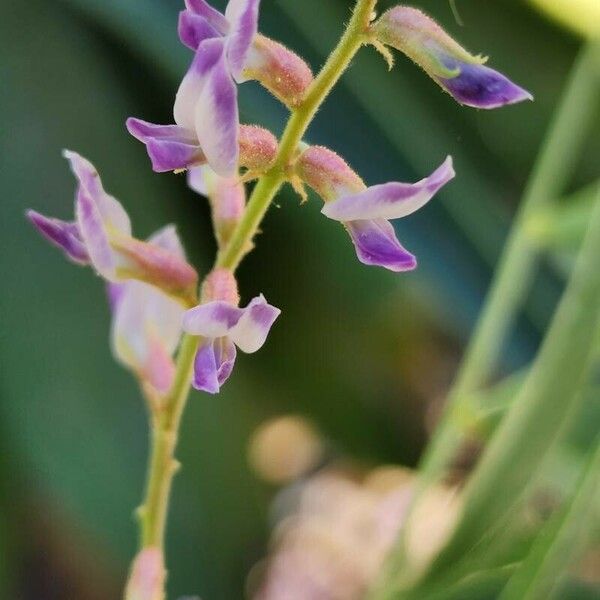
201, 268, 239, 304
111, 236, 198, 305
124, 547, 165, 600
239, 125, 279, 174
373, 7, 532, 109
244, 35, 314, 109
294, 146, 365, 202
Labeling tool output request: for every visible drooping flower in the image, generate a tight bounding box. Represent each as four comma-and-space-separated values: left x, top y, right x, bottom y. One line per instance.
109, 226, 187, 395
153, 0, 260, 177
372, 7, 533, 109
295, 146, 455, 272
124, 547, 165, 600
182, 269, 280, 394
178, 1, 313, 109
27, 151, 198, 302
126, 119, 277, 177
188, 166, 246, 247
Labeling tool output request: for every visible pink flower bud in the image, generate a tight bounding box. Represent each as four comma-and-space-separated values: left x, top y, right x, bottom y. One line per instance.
373, 7, 532, 109
201, 268, 240, 305
238, 124, 279, 173
124, 547, 165, 600
111, 235, 198, 305
243, 34, 314, 109
295, 146, 365, 201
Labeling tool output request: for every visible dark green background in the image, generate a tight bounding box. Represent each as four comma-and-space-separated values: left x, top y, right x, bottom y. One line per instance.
1, 0, 598, 598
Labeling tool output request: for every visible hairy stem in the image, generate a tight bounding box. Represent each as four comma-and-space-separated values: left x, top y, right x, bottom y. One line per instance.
216, 0, 375, 271
130, 0, 375, 594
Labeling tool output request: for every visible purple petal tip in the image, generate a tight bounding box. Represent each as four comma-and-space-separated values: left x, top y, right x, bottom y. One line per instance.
440, 63, 533, 110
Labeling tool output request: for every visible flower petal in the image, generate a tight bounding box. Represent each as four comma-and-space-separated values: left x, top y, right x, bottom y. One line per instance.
346, 219, 417, 272
144, 139, 205, 173
438, 62, 533, 109
126, 118, 205, 172
174, 42, 220, 132
183, 300, 244, 337
194, 39, 239, 176
63, 150, 131, 236
111, 281, 183, 393
178, 10, 222, 51
27, 210, 89, 264
147, 225, 187, 259
185, 0, 229, 34
76, 187, 116, 279
192, 337, 237, 393
228, 294, 280, 353
224, 0, 261, 81
126, 118, 198, 144
322, 157, 454, 222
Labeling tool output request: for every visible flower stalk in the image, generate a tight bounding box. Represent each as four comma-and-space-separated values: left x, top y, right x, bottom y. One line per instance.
132, 0, 377, 592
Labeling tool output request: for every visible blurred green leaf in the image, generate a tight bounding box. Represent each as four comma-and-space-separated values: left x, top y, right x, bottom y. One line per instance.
500, 441, 600, 599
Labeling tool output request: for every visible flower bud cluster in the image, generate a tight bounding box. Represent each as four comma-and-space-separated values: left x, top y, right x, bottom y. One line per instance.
27, 0, 532, 400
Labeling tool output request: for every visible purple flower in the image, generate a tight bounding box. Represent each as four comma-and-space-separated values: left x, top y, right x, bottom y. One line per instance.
182, 270, 280, 393
27, 151, 198, 301
179, 3, 313, 109
109, 227, 187, 395
144, 0, 260, 177
373, 7, 532, 109
126, 118, 277, 176
295, 146, 455, 272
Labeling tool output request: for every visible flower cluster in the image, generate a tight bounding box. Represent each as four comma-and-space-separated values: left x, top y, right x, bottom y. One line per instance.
28, 2, 531, 399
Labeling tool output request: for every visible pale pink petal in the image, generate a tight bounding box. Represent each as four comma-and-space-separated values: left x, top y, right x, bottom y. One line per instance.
228, 294, 280, 353
322, 157, 454, 222
193, 38, 239, 176
224, 0, 261, 81
182, 300, 244, 337
76, 187, 115, 279
63, 150, 131, 235
147, 225, 187, 260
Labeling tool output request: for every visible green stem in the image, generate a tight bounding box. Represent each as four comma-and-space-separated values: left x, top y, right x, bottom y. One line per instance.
369, 40, 600, 599
216, 0, 375, 271
420, 182, 600, 585
138, 333, 198, 548
130, 0, 375, 591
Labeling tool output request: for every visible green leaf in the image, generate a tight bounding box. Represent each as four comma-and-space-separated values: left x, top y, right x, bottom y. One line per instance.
420, 187, 600, 581
499, 441, 600, 600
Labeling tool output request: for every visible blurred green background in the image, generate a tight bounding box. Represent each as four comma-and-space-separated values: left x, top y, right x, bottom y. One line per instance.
1, 0, 599, 598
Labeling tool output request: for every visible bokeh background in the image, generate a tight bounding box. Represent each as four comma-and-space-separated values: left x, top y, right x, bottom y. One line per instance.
1, 0, 599, 598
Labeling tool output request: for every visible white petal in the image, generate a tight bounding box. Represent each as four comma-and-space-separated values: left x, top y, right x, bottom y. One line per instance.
228, 294, 280, 353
